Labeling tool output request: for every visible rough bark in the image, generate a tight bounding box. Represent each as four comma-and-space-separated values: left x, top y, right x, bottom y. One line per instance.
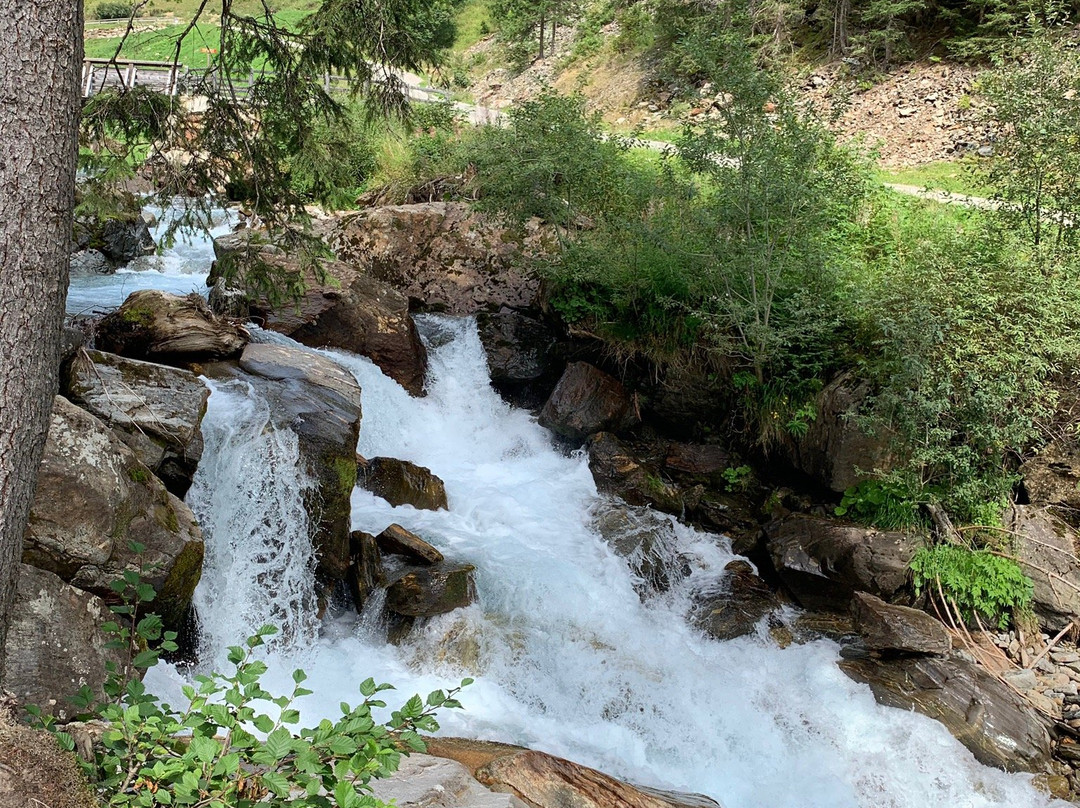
0, 0, 82, 684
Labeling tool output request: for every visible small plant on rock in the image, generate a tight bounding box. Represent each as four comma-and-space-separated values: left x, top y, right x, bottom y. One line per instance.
910, 543, 1033, 630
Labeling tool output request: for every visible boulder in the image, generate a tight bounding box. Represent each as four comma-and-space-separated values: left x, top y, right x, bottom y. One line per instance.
765, 514, 918, 611
377, 524, 444, 565
586, 433, 689, 516
64, 349, 209, 497
369, 753, 528, 808
780, 373, 890, 494
663, 443, 731, 477
477, 310, 561, 406
850, 592, 951, 655
96, 291, 248, 362
539, 363, 638, 444
693, 560, 784, 641
1021, 439, 1080, 510
346, 531, 386, 611
328, 202, 549, 314
4, 564, 127, 720
386, 564, 476, 617
69, 249, 112, 276
360, 457, 449, 511
23, 397, 204, 628
237, 343, 363, 594
74, 210, 155, 265
1006, 505, 1080, 632
840, 653, 1053, 773
211, 234, 427, 395
0, 711, 96, 808
592, 502, 686, 596
475, 750, 724, 808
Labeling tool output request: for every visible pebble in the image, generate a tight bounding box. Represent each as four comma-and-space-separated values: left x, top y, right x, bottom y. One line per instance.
1053, 651, 1080, 664
1004, 669, 1039, 691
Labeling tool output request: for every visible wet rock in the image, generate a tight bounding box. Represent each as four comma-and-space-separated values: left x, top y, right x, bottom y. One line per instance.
377, 523, 444, 565
0, 710, 97, 807
69, 249, 112, 276
779, 373, 890, 494
24, 397, 204, 629
64, 350, 209, 497
592, 502, 686, 596
386, 564, 476, 617
539, 363, 638, 444
840, 653, 1053, 773
475, 750, 724, 808
850, 592, 950, 655
765, 514, 917, 611
586, 433, 687, 515
211, 234, 428, 395
360, 457, 449, 511
663, 443, 731, 476
1007, 505, 1080, 632
238, 343, 363, 595
74, 209, 156, 265
328, 202, 550, 314
369, 753, 528, 808
477, 310, 560, 406
346, 531, 386, 611
693, 560, 784, 641
4, 564, 127, 720
96, 291, 248, 362
1021, 440, 1080, 510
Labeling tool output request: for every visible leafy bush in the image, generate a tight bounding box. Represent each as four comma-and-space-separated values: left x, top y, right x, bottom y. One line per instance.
93, 1, 140, 20
835, 479, 924, 529
910, 543, 1033, 629
31, 553, 468, 807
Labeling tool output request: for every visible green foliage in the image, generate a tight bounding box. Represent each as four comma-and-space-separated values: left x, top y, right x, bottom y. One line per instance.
490, 0, 580, 67
31, 553, 469, 808
93, 1, 140, 20
910, 543, 1033, 629
835, 479, 924, 529
721, 465, 753, 493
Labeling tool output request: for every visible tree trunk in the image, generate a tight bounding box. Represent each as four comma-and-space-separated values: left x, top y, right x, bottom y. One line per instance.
0, 0, 82, 685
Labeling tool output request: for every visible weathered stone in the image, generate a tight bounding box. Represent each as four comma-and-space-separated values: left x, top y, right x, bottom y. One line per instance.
64, 349, 209, 497
0, 712, 97, 808
587, 433, 687, 516
360, 457, 448, 511
24, 397, 204, 628
1022, 440, 1080, 510
346, 531, 386, 611
780, 373, 890, 494
765, 514, 918, 611
237, 343, 363, 594
212, 235, 428, 395
369, 753, 528, 808
96, 290, 248, 361
840, 654, 1053, 773
69, 248, 112, 275
539, 363, 638, 444
328, 202, 550, 314
386, 564, 476, 617
850, 592, 951, 655
592, 502, 686, 596
663, 443, 731, 476
377, 523, 444, 565
74, 209, 155, 265
693, 560, 784, 641
1001, 668, 1038, 691
1007, 505, 1080, 632
4, 565, 126, 720
476, 750, 724, 808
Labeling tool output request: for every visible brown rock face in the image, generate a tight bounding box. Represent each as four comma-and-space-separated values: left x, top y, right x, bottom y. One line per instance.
1007, 505, 1080, 632
4, 565, 127, 720
539, 363, 638, 444
328, 202, 549, 314
0, 715, 96, 808
96, 290, 248, 361
64, 349, 209, 497
694, 561, 784, 641
24, 396, 204, 629
346, 531, 386, 611
377, 524, 444, 565
360, 457, 449, 511
212, 234, 428, 395
850, 592, 951, 655
765, 514, 917, 611
386, 565, 476, 617
840, 654, 1052, 773
1021, 440, 1080, 510
586, 433, 688, 516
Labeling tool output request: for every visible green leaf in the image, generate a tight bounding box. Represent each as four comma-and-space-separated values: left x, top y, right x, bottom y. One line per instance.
261, 771, 291, 797
253, 714, 276, 733
264, 726, 293, 760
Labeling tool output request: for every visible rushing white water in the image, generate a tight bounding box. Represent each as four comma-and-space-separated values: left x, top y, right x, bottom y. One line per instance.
66, 202, 230, 316
141, 315, 1063, 808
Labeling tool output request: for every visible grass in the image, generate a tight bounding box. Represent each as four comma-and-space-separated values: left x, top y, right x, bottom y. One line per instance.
451, 0, 492, 55
878, 158, 990, 197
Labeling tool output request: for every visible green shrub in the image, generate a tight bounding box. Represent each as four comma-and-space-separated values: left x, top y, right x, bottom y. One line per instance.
835, 479, 924, 530
910, 543, 1033, 629
93, 1, 140, 20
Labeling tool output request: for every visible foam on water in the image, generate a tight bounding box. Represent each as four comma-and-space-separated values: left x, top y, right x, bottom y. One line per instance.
150, 316, 1063, 808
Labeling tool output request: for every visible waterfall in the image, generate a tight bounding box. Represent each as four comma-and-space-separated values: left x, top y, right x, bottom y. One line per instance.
146, 316, 1060, 808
